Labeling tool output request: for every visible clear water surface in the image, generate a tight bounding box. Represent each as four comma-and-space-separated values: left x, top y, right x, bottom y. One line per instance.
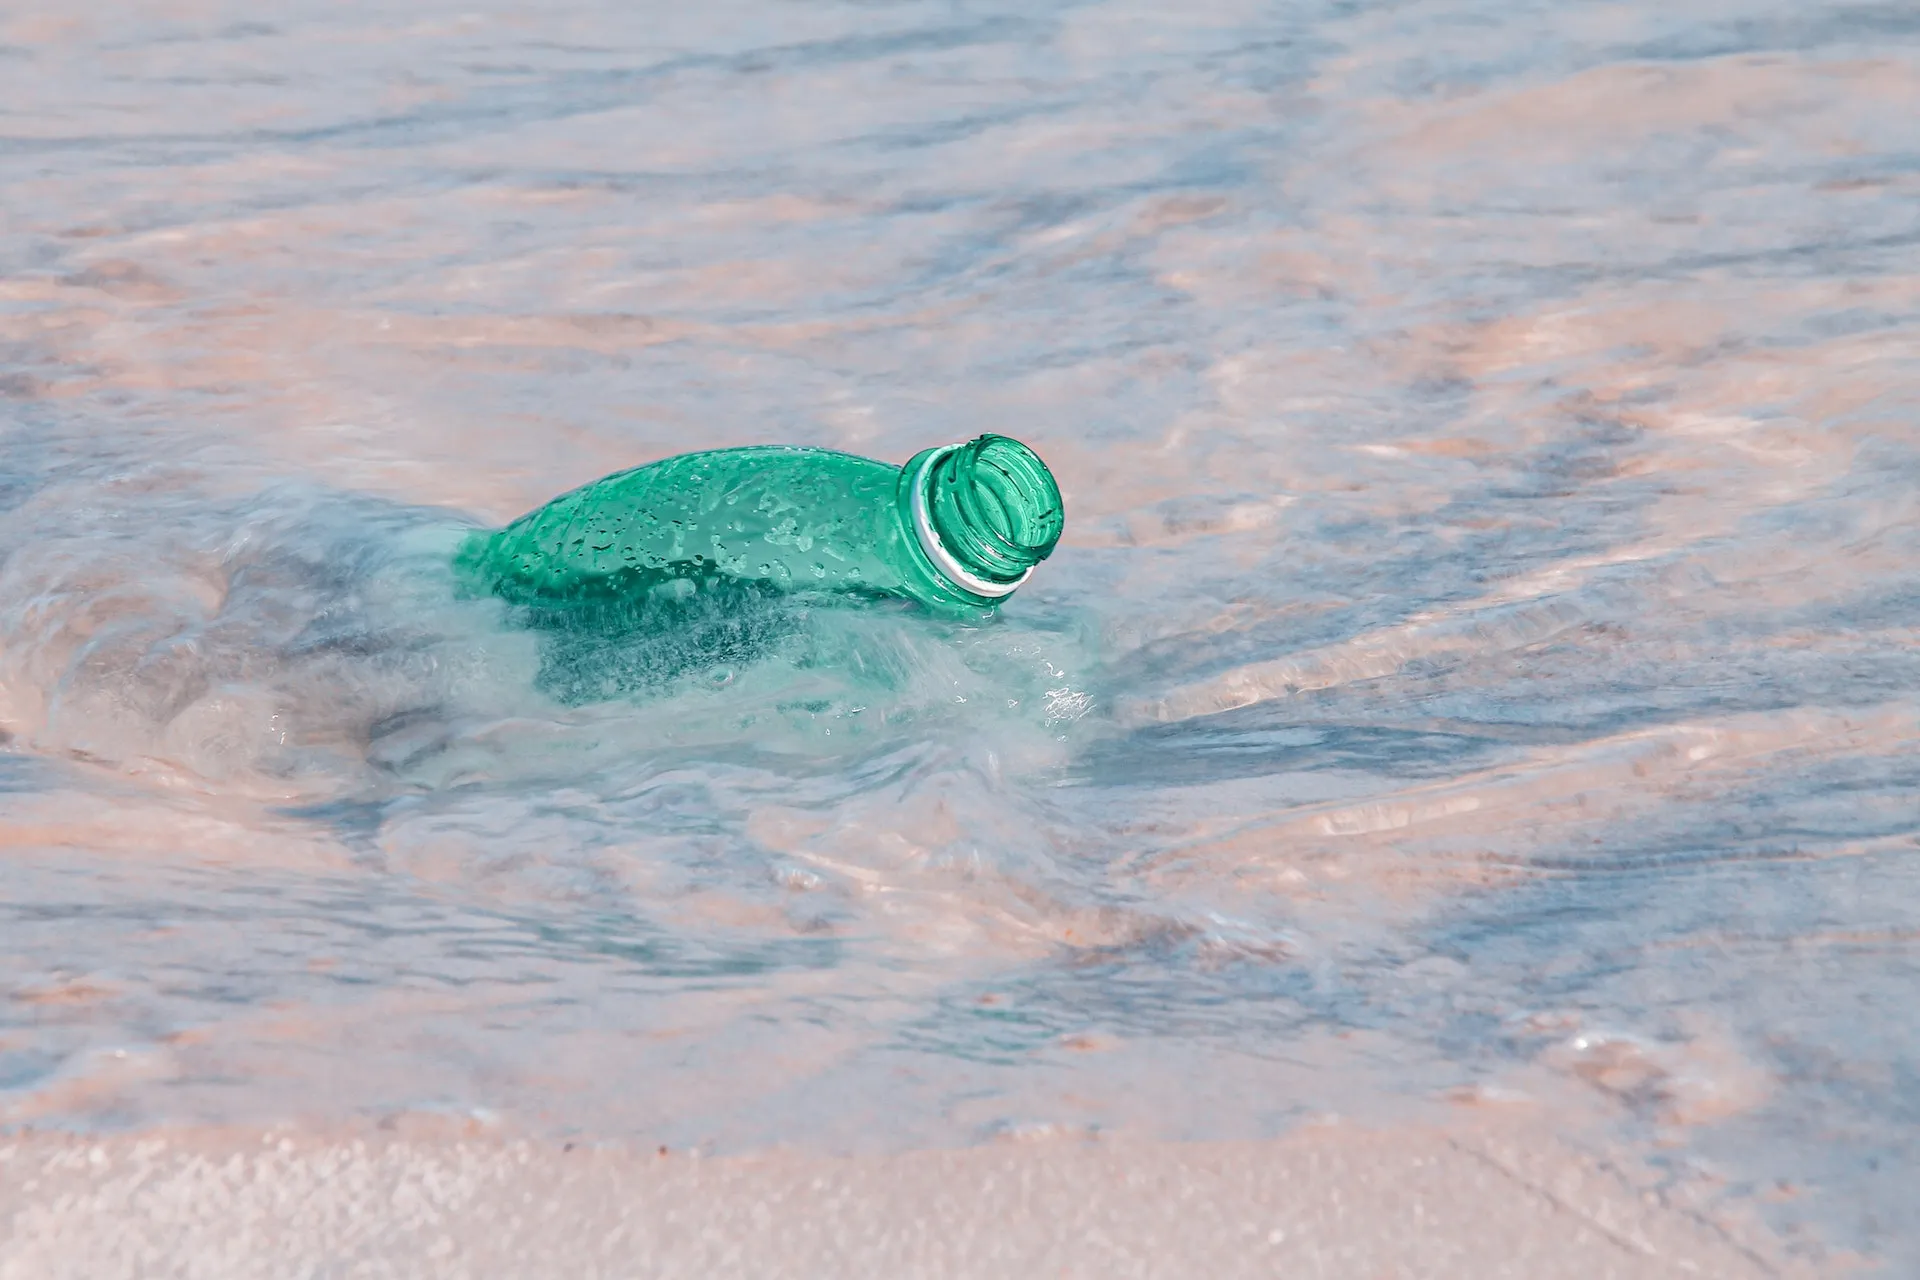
3, 0, 1918, 1268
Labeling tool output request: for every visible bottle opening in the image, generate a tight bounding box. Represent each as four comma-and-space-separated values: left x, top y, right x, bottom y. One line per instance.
911, 434, 1064, 599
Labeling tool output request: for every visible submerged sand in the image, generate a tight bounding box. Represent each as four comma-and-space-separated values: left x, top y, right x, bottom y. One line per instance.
4, 0, 1916, 1268
1, 1121, 1802, 1280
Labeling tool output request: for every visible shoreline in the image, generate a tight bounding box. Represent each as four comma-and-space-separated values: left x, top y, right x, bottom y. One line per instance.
1, 1119, 1809, 1279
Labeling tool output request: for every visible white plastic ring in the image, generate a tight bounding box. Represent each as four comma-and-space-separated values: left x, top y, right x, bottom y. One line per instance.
909, 443, 1033, 600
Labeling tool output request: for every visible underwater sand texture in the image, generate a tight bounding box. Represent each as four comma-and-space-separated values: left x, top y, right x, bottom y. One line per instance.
3, 0, 1919, 1270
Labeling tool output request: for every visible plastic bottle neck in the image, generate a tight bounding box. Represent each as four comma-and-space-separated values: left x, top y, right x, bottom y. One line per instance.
901, 435, 1064, 603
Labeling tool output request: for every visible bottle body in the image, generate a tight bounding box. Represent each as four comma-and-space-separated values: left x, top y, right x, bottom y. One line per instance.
461, 436, 1063, 618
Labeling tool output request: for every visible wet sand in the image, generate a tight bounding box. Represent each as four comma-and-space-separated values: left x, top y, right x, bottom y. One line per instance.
5, 0, 1920, 1268
0, 1119, 1802, 1280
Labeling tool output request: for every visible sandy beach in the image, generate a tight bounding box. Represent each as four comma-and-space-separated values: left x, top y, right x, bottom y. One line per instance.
1, 1119, 1807, 1279
5, 0, 1918, 1269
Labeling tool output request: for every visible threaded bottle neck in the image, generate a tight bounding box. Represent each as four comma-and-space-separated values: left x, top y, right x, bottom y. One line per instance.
904, 434, 1064, 602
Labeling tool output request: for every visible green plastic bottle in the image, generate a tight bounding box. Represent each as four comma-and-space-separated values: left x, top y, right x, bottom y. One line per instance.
457, 434, 1065, 620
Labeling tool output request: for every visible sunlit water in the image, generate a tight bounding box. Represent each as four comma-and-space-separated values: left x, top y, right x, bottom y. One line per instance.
3, 0, 1919, 1266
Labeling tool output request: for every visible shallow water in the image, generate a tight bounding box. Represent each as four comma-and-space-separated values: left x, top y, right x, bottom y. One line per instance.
2, 0, 1918, 1266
